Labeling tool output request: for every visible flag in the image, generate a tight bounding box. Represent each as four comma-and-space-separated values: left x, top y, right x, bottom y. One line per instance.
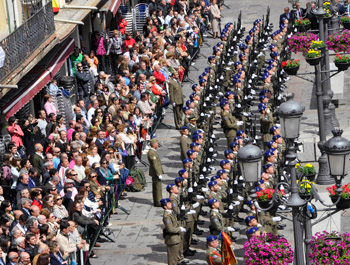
52, 0, 60, 13
221, 232, 237, 265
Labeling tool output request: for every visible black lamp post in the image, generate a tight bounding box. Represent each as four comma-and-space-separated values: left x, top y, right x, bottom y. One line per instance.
276, 93, 306, 265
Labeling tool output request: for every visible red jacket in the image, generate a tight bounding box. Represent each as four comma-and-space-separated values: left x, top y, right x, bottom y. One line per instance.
7, 124, 24, 147
153, 70, 166, 85
122, 38, 136, 52
118, 18, 128, 35
32, 199, 43, 210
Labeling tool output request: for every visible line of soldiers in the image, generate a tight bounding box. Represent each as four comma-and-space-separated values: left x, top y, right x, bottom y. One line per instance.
157, 6, 297, 264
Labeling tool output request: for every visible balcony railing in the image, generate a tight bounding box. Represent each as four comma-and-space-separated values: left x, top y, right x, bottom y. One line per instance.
0, 1, 55, 83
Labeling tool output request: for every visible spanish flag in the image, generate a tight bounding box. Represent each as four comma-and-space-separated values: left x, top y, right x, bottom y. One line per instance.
52, 0, 60, 13
221, 232, 237, 265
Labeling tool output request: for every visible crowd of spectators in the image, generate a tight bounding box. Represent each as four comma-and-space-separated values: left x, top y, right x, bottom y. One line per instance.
0, 0, 223, 264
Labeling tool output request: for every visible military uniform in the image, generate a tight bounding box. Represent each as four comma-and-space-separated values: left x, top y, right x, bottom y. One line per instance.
206, 246, 222, 265
260, 112, 274, 149
168, 78, 184, 129
163, 210, 184, 265
147, 148, 163, 207
180, 135, 191, 161
221, 110, 238, 147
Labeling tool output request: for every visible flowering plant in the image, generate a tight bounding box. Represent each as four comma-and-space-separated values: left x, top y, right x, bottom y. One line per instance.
243, 233, 294, 264
256, 188, 284, 201
295, 18, 311, 26
326, 183, 350, 198
281, 59, 300, 68
334, 54, 350, 63
326, 30, 350, 53
297, 180, 314, 195
288, 33, 318, 53
310, 40, 325, 50
323, 2, 332, 18
340, 16, 350, 23
309, 231, 350, 264
296, 163, 316, 175
305, 49, 321, 58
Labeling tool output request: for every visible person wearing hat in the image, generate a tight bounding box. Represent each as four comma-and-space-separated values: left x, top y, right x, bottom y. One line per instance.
168, 71, 184, 130
208, 199, 237, 242
182, 106, 193, 128
245, 215, 263, 240
224, 149, 238, 174
167, 183, 196, 257
187, 150, 200, 176
160, 198, 187, 265
261, 164, 275, 188
187, 116, 198, 136
205, 235, 222, 265
147, 139, 164, 207
273, 134, 285, 164
221, 101, 238, 148
259, 105, 274, 150
179, 126, 192, 161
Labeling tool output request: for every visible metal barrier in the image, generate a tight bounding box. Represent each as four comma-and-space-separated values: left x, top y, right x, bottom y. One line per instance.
0, 1, 55, 82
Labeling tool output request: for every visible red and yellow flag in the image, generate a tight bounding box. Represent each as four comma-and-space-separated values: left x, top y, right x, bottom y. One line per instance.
221, 232, 237, 265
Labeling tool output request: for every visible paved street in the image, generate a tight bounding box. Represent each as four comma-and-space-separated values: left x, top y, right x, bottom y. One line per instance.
93, 1, 350, 264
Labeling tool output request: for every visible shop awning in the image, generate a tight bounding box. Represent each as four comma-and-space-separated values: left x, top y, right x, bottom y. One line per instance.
101, 0, 122, 16
2, 38, 75, 119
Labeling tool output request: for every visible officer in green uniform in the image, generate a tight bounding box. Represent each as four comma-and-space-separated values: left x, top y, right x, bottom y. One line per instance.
245, 215, 263, 240
168, 71, 184, 129
209, 199, 237, 241
161, 198, 187, 265
147, 139, 163, 207
179, 126, 192, 161
221, 101, 238, 148
259, 105, 274, 150
167, 183, 196, 257
206, 235, 222, 265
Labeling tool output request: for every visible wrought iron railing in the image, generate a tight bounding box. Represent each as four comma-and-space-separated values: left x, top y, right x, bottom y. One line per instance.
0, 1, 55, 83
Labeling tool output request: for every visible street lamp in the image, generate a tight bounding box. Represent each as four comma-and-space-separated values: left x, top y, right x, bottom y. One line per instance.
277, 93, 306, 265
237, 140, 262, 197
237, 141, 262, 182
323, 129, 350, 183
277, 93, 304, 140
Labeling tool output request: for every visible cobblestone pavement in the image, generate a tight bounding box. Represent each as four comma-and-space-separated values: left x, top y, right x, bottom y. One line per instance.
93, 0, 350, 264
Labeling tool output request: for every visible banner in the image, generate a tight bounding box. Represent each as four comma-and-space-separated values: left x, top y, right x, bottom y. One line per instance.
52, 0, 60, 13
221, 232, 237, 265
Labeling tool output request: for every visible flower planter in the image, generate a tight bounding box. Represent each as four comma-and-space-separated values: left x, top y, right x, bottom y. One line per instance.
305, 56, 322, 66
299, 193, 312, 200
335, 62, 350, 71
258, 200, 278, 213
323, 16, 332, 24
331, 197, 350, 210
283, 65, 300, 75
305, 174, 316, 181
295, 23, 310, 32
342, 21, 350, 30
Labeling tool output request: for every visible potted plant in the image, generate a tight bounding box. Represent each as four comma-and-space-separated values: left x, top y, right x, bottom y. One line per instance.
288, 33, 318, 53
281, 59, 300, 75
305, 49, 322, 65
327, 183, 350, 210
295, 18, 311, 32
256, 188, 283, 212
340, 16, 350, 30
309, 231, 350, 264
310, 40, 326, 52
243, 233, 294, 265
334, 54, 350, 71
296, 163, 317, 180
326, 29, 350, 53
297, 180, 314, 199
323, 1, 333, 23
